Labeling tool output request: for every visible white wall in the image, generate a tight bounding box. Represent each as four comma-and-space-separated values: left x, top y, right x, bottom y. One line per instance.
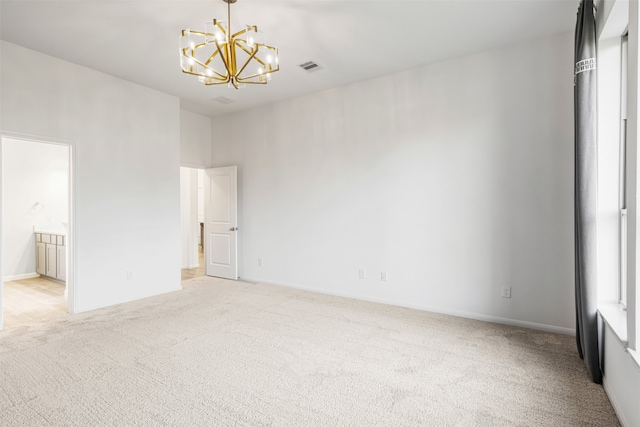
210, 32, 575, 333
602, 324, 640, 426
180, 167, 199, 269
2, 139, 69, 279
181, 110, 212, 168
0, 41, 182, 314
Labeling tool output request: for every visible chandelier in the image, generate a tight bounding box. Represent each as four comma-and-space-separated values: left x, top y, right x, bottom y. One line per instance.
179, 0, 279, 89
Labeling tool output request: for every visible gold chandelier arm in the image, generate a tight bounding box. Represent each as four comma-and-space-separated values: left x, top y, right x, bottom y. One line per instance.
237, 73, 266, 81
238, 64, 280, 81
236, 79, 267, 85
205, 78, 231, 86
183, 30, 215, 48
181, 56, 209, 73
235, 48, 259, 77
214, 40, 232, 76
207, 67, 228, 79
180, 69, 227, 82
235, 42, 254, 56
235, 43, 266, 67
214, 21, 227, 38
258, 43, 278, 51
184, 30, 207, 36
181, 44, 205, 58
182, 70, 226, 84
231, 25, 256, 40
203, 49, 219, 63
203, 50, 223, 69
243, 43, 278, 68
181, 52, 231, 82
237, 64, 279, 82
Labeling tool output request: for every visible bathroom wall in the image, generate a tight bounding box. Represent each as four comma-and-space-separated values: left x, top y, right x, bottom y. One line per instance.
1, 138, 69, 280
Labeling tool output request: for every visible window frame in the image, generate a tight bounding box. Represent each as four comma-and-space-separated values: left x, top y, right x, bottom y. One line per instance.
620, 34, 628, 310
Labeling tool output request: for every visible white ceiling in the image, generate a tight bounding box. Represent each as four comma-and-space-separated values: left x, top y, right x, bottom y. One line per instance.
0, 0, 578, 118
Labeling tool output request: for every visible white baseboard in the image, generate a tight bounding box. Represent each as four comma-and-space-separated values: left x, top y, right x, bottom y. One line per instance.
182, 263, 200, 269
241, 277, 576, 336
2, 272, 40, 282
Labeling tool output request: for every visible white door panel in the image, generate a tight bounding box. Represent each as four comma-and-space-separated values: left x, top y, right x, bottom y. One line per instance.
209, 233, 231, 266
205, 166, 238, 280
36, 242, 46, 275
210, 175, 231, 222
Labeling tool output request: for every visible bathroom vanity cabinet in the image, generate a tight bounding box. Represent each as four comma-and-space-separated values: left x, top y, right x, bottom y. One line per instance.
35, 232, 66, 282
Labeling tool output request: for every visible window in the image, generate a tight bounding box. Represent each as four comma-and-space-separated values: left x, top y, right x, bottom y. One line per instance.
620, 34, 628, 309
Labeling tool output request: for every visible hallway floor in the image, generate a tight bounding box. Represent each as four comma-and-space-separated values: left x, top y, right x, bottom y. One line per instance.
2, 276, 67, 329
181, 246, 205, 281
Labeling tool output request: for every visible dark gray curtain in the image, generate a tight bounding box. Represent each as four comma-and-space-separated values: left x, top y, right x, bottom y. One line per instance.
574, 0, 601, 384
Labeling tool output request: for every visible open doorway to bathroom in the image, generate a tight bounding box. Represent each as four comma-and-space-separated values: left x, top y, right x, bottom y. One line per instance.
1, 137, 71, 329
180, 167, 206, 281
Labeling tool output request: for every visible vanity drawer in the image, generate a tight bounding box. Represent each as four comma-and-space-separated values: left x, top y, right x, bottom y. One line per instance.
56, 235, 64, 246
41, 234, 51, 244
36, 233, 41, 242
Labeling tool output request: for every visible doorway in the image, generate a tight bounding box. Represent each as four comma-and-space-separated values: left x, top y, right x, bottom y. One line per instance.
0, 136, 74, 330
180, 166, 206, 281
180, 165, 239, 282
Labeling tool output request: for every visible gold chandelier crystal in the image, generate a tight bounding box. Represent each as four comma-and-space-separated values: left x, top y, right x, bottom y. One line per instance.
179, 0, 279, 89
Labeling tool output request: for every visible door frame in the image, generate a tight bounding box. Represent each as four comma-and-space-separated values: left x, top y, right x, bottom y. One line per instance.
0, 131, 77, 330
179, 164, 207, 277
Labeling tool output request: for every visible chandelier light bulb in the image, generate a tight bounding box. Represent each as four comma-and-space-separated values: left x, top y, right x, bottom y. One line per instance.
179, 0, 280, 89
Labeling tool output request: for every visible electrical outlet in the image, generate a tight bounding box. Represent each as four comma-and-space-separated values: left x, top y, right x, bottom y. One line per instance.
126, 271, 133, 281
258, 258, 263, 267
501, 286, 511, 298
380, 272, 387, 282
359, 269, 366, 279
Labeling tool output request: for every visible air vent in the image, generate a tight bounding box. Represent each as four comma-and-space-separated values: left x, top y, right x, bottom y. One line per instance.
212, 96, 235, 105
298, 61, 323, 72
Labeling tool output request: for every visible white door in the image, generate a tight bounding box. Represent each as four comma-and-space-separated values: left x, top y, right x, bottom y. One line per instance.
204, 166, 238, 280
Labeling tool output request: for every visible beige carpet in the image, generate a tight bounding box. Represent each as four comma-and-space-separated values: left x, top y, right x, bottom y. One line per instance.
0, 276, 619, 426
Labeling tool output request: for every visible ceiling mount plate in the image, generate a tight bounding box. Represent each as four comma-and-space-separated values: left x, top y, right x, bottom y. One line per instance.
222, 0, 238, 3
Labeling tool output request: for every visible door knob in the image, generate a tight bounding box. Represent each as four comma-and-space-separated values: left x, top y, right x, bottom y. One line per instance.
229, 227, 238, 231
